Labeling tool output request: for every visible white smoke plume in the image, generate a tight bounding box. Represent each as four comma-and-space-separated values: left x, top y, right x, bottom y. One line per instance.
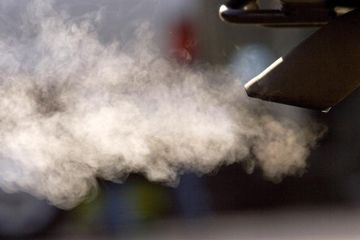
0, 0, 324, 208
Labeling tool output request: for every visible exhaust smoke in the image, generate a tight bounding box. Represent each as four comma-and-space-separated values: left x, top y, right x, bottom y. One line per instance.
0, 0, 324, 208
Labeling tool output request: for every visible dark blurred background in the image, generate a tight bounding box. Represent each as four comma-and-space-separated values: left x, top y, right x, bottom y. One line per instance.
2, 0, 360, 239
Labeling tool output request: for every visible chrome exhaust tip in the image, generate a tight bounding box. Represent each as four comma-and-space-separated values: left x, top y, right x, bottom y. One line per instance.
244, 8, 360, 111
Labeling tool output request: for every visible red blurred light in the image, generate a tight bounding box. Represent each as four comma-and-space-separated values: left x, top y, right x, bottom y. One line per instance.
169, 20, 197, 64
